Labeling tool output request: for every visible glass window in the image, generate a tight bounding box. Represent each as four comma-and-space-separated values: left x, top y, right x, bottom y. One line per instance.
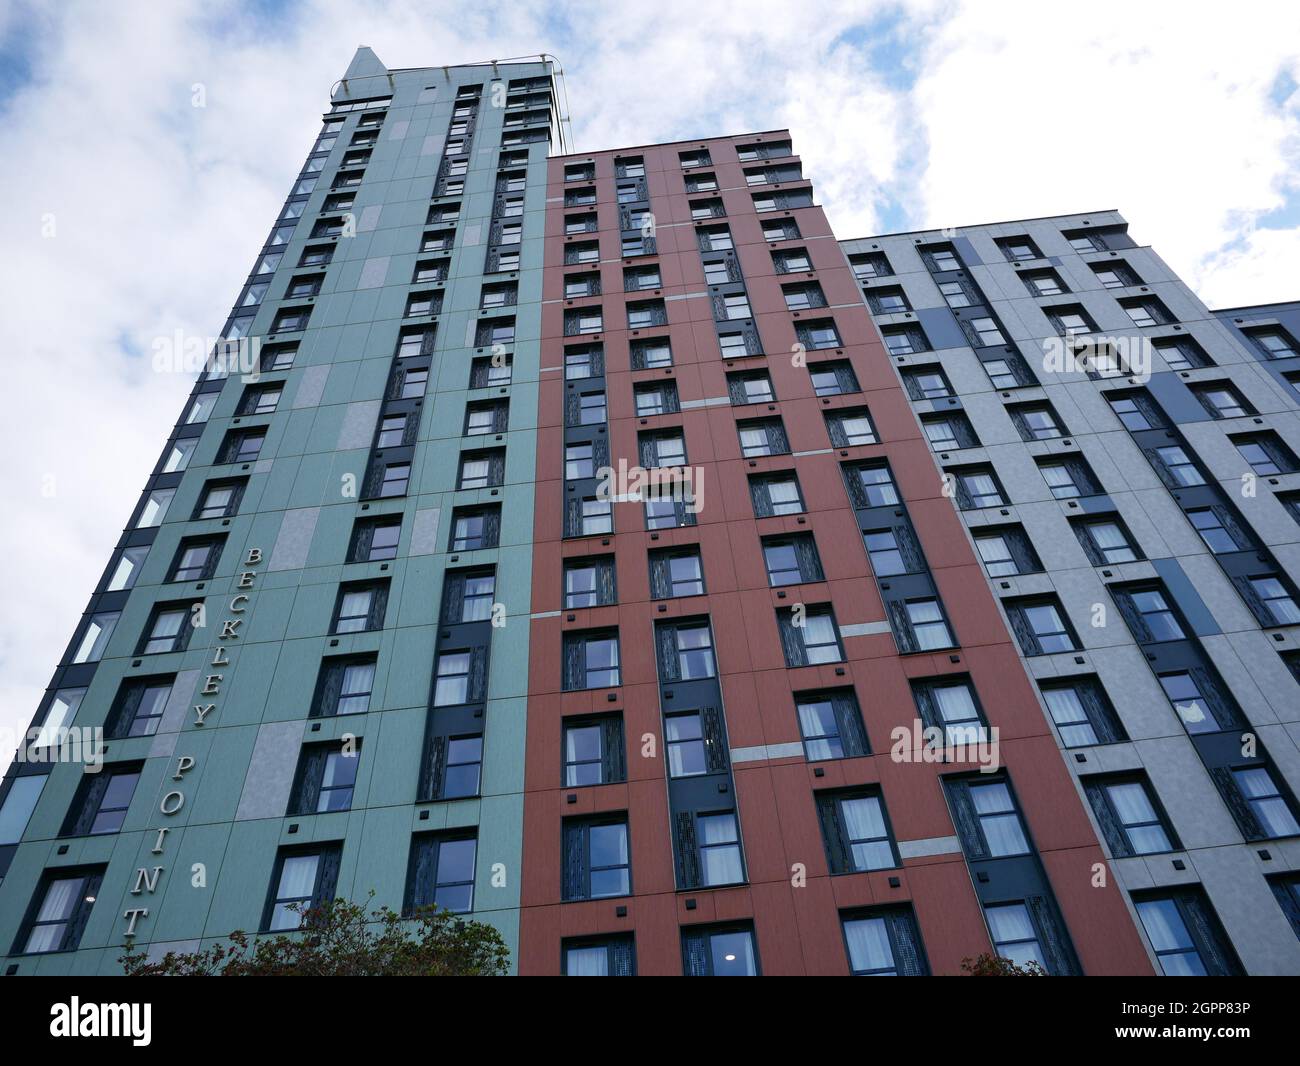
985, 903, 1046, 970
73, 613, 119, 663
698, 814, 744, 886
1135, 898, 1206, 976
904, 600, 952, 650
971, 782, 1029, 855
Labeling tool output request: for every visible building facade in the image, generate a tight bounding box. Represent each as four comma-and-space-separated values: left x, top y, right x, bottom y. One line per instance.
0, 48, 1293, 976
844, 214, 1300, 974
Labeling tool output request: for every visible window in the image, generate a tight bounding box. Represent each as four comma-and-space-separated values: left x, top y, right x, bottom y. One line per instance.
1006, 597, 1077, 655
271, 306, 311, 333
867, 287, 910, 314
105, 676, 171, 739
956, 777, 1031, 857
1151, 336, 1210, 370
1157, 670, 1236, 734
922, 413, 978, 451
849, 251, 892, 279
1008, 403, 1064, 441
717, 293, 752, 321
449, 506, 500, 550
912, 677, 987, 745
1083, 774, 1177, 856
703, 259, 733, 285
1073, 516, 1140, 565
817, 789, 897, 873
1191, 382, 1252, 419
563, 817, 631, 901
1154, 445, 1205, 487
264, 845, 341, 931
395, 365, 429, 398
825, 408, 877, 447
658, 621, 717, 680
1039, 676, 1124, 746
563, 630, 621, 690
750, 473, 804, 517
773, 248, 812, 272
847, 462, 901, 508
572, 497, 612, 536
162, 438, 196, 473
167, 536, 224, 583
984, 903, 1053, 971
737, 418, 789, 457
106, 546, 148, 592
996, 236, 1041, 261
573, 391, 607, 426
785, 283, 826, 312
778, 605, 843, 666
895, 599, 954, 652
796, 319, 842, 351
1232, 433, 1296, 475
331, 581, 388, 634
973, 526, 1041, 577
639, 430, 686, 469
458, 449, 504, 490
349, 516, 400, 563
563, 935, 636, 976
217, 427, 266, 464
563, 716, 625, 787
1120, 297, 1173, 328
762, 534, 824, 586
1114, 585, 1185, 642
1022, 270, 1066, 297
965, 316, 1006, 346
565, 307, 603, 335
564, 344, 603, 381
289, 742, 360, 815
808, 361, 858, 396
1090, 261, 1140, 289
634, 382, 678, 416
682, 923, 757, 976
795, 690, 869, 760
982, 355, 1032, 389
1133, 889, 1242, 976
1243, 326, 1299, 360
624, 265, 661, 291
185, 392, 218, 425
16, 867, 104, 954
631, 338, 672, 369
1038, 457, 1100, 499
405, 834, 476, 915
762, 218, 799, 242
61, 763, 142, 836
950, 467, 1006, 509
469, 355, 512, 389
697, 224, 733, 252
312, 657, 376, 717
938, 279, 975, 306
1248, 574, 1300, 625
193, 478, 245, 521
138, 603, 194, 655
695, 813, 744, 887
727, 371, 774, 405
564, 442, 595, 481
649, 548, 705, 599
564, 556, 616, 608
367, 460, 410, 499
842, 907, 928, 976
0, 776, 45, 844
465, 400, 509, 437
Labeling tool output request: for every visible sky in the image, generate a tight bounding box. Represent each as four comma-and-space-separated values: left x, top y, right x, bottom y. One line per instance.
0, 0, 1298, 773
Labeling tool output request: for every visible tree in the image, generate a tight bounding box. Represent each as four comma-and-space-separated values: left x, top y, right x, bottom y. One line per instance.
120, 896, 509, 976
961, 953, 1048, 976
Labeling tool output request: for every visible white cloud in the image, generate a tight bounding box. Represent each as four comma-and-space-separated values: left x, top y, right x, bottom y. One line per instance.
0, 0, 1296, 774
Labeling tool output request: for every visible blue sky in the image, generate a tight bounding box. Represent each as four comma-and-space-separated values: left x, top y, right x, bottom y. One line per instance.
0, 0, 1298, 769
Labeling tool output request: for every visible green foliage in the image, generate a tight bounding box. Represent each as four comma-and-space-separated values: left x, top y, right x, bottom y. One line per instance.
120, 896, 509, 976
961, 952, 1049, 976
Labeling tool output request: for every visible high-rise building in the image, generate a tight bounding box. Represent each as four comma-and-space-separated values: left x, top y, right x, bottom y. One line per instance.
0, 48, 1292, 977
845, 214, 1300, 975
